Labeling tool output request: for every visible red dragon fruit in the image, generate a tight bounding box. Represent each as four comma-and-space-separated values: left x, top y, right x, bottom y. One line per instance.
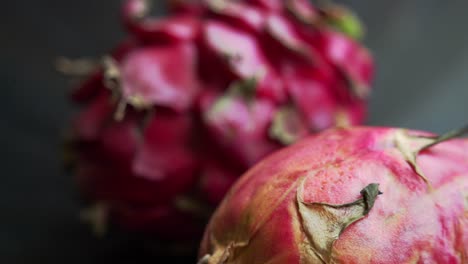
199, 126, 468, 263
64, 0, 373, 240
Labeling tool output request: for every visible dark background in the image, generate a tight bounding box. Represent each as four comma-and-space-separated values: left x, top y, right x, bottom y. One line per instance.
2, 1, 468, 263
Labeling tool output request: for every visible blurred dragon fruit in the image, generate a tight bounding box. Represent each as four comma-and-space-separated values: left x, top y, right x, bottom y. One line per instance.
64, 0, 373, 240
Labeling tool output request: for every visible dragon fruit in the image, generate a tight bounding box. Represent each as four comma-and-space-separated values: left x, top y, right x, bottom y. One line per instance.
199, 126, 468, 263
64, 0, 373, 240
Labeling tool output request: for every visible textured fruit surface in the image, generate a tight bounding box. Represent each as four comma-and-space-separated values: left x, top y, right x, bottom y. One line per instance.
66, 0, 373, 239
200, 127, 468, 263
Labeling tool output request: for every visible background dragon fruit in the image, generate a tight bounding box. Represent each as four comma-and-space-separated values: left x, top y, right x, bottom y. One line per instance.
67, 0, 373, 240
200, 126, 468, 263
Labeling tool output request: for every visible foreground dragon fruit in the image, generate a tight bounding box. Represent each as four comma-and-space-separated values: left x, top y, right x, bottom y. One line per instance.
199, 126, 468, 263
65, 0, 373, 240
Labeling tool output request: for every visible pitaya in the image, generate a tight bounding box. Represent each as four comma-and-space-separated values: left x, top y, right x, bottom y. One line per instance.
64, 0, 373, 241
199, 126, 468, 263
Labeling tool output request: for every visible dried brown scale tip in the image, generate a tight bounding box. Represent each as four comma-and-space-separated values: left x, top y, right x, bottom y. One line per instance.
419, 124, 468, 152
100, 56, 124, 116
113, 99, 128, 121
297, 181, 381, 263
80, 202, 109, 237
269, 105, 308, 145
173, 196, 214, 219
55, 57, 99, 77
102, 56, 121, 92
396, 124, 468, 189
344, 73, 372, 99
197, 254, 211, 264
394, 130, 433, 187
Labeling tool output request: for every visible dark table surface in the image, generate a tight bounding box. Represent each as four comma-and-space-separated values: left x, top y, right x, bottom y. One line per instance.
2, 0, 468, 263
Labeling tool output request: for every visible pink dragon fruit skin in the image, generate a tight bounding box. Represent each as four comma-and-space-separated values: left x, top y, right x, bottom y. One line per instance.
68, 0, 374, 239
199, 126, 468, 263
